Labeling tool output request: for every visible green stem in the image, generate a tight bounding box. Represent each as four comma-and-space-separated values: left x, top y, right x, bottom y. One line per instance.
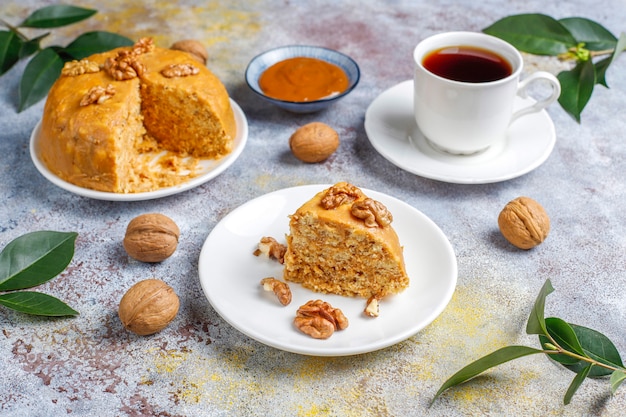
590, 49, 615, 57
558, 47, 615, 62
0, 19, 29, 41
543, 335, 624, 373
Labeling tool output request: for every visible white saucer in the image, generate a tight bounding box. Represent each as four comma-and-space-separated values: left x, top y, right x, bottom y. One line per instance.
364, 80, 556, 184
198, 185, 457, 356
29, 99, 248, 201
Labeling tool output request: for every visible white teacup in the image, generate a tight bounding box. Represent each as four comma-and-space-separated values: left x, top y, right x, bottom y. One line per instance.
413, 31, 560, 155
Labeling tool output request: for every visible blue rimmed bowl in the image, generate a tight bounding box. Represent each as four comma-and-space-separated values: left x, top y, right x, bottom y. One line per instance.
245, 45, 360, 113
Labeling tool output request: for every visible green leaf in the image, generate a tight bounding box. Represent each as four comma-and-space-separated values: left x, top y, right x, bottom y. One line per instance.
0, 291, 78, 316
20, 5, 97, 29
545, 317, 585, 356
541, 322, 624, 377
483, 14, 577, 55
431, 345, 544, 404
62, 31, 133, 59
559, 17, 617, 51
557, 59, 596, 122
594, 56, 613, 88
567, 324, 623, 377
0, 231, 77, 291
0, 30, 22, 75
564, 363, 592, 405
615, 32, 626, 56
526, 279, 554, 336
18, 32, 49, 59
572, 324, 624, 367
596, 32, 626, 88
610, 370, 626, 394
18, 47, 64, 112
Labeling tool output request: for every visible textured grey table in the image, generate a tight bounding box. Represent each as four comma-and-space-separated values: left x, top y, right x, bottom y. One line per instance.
1, 1, 625, 416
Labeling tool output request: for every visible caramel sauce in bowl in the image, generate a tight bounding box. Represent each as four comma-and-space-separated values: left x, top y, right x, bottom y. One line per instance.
245, 45, 360, 113
259, 57, 349, 102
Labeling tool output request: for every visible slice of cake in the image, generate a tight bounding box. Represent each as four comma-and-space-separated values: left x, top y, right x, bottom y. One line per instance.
137, 47, 236, 159
283, 182, 410, 298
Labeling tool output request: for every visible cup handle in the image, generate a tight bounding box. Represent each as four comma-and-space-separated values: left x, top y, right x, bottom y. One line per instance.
510, 71, 561, 125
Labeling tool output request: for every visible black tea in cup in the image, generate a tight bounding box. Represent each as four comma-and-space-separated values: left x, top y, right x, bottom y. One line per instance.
423, 46, 512, 83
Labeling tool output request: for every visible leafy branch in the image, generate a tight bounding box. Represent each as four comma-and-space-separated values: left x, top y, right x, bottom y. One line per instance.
432, 279, 626, 406
0, 5, 132, 112
0, 231, 79, 316
483, 14, 626, 122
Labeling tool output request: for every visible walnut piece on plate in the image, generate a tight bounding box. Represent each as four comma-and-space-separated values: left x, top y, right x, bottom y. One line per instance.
253, 236, 286, 264
363, 295, 381, 318
294, 300, 349, 339
260, 277, 292, 306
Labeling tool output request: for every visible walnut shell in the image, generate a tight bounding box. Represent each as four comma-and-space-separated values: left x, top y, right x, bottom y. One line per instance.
289, 122, 339, 163
123, 213, 180, 263
170, 39, 208, 65
119, 279, 180, 335
498, 197, 550, 249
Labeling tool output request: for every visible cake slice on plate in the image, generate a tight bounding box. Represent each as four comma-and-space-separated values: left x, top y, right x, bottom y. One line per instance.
283, 182, 410, 299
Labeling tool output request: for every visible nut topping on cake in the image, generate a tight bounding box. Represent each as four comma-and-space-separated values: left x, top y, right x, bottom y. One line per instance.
61, 59, 100, 77
320, 182, 363, 209
80, 84, 116, 106
294, 300, 348, 339
132, 37, 155, 55
161, 63, 200, 78
104, 50, 146, 81
351, 198, 392, 227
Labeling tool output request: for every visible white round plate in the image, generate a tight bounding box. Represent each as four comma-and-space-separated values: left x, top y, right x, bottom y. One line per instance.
29, 99, 248, 201
198, 184, 457, 356
364, 80, 556, 184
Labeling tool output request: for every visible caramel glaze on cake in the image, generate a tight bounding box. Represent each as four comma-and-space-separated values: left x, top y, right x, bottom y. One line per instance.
283, 183, 410, 298
39, 38, 236, 193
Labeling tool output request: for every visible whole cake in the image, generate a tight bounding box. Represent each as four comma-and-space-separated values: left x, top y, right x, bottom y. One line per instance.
39, 38, 236, 193
283, 182, 410, 298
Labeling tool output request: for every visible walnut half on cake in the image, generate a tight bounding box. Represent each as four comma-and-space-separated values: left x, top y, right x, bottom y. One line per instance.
283, 182, 410, 298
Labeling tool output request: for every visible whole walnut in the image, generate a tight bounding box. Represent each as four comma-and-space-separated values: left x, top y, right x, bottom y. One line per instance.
119, 279, 180, 335
123, 213, 180, 262
170, 39, 208, 65
289, 122, 339, 163
498, 197, 550, 249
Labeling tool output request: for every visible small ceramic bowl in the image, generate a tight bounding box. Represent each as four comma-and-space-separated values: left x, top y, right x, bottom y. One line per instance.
245, 45, 360, 113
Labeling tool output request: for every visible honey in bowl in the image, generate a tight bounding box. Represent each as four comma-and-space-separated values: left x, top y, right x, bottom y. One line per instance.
422, 46, 512, 83
259, 57, 349, 102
